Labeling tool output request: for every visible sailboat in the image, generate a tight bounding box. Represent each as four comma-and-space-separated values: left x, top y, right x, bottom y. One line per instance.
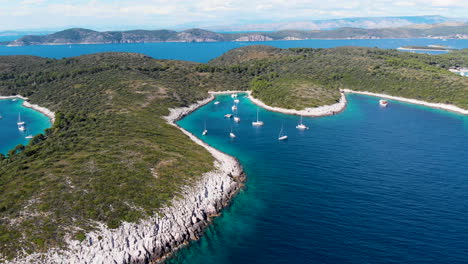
202, 121, 208, 136
296, 115, 308, 130
214, 101, 220, 105
231, 94, 238, 98
17, 113, 25, 126
252, 108, 264, 126
229, 127, 236, 138
232, 104, 237, 111
278, 123, 288, 141
234, 99, 240, 103
25, 128, 33, 139
234, 116, 241, 123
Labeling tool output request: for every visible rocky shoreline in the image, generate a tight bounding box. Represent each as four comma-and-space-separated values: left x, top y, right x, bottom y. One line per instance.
342, 89, 468, 115
0, 95, 56, 123
7, 96, 245, 264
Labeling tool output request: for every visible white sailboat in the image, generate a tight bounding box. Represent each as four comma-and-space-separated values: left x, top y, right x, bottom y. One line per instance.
232, 105, 237, 111
214, 101, 220, 105
231, 94, 237, 98
224, 113, 233, 118
229, 127, 236, 138
18, 124, 26, 131
234, 116, 241, 123
278, 123, 288, 141
202, 121, 208, 136
25, 128, 33, 139
234, 99, 240, 103
296, 115, 308, 130
252, 108, 264, 126
17, 113, 25, 126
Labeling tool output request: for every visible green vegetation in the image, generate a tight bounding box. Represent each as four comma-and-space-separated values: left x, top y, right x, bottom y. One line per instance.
211, 46, 468, 109
0, 46, 467, 259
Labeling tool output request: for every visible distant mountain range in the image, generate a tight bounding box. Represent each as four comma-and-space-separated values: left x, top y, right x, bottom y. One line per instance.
2, 23, 467, 46
207, 15, 466, 32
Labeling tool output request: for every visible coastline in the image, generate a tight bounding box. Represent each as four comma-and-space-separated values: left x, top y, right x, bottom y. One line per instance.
214, 89, 467, 117
342, 89, 468, 115
3, 36, 467, 47
247, 91, 347, 117
396, 47, 450, 52
8, 95, 245, 264
0, 95, 56, 123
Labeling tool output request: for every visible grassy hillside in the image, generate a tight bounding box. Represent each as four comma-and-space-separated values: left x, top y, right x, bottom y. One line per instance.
0, 46, 467, 259
210, 46, 468, 110
0, 53, 247, 259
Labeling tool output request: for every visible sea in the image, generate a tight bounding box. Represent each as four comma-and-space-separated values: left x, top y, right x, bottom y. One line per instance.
0, 99, 51, 154
0, 38, 467, 62
0, 39, 467, 263
173, 93, 468, 264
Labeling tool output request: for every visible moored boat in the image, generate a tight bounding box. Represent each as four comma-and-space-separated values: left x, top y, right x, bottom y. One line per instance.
234, 116, 240, 123
17, 113, 25, 126
296, 115, 308, 130
278, 123, 288, 141
379, 99, 388, 107
202, 122, 208, 136
224, 114, 233, 118
252, 108, 264, 126
214, 101, 220, 105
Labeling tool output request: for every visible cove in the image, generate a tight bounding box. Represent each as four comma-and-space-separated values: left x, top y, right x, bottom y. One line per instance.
0, 99, 52, 155
171, 93, 468, 263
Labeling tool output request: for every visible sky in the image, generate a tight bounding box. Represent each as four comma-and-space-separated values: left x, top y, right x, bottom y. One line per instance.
0, 0, 467, 31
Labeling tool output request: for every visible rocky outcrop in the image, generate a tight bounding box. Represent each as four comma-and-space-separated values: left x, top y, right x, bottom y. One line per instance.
7, 96, 246, 263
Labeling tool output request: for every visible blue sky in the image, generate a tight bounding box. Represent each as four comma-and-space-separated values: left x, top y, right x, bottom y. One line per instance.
0, 0, 467, 31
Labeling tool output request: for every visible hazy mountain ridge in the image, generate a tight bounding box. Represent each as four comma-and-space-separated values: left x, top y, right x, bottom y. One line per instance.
3, 23, 468, 46
208, 15, 463, 31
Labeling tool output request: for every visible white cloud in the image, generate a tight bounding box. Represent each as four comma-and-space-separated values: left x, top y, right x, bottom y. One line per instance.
0, 0, 466, 31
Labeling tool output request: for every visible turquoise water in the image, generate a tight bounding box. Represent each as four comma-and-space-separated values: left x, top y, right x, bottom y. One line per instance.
0, 99, 51, 154
0, 38, 466, 62
172, 94, 468, 263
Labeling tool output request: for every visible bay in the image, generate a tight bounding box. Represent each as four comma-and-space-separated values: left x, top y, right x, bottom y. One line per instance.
0, 99, 51, 155
172, 94, 468, 264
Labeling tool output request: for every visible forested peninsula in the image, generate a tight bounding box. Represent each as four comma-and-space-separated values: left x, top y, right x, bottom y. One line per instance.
2, 23, 468, 46
0, 46, 467, 262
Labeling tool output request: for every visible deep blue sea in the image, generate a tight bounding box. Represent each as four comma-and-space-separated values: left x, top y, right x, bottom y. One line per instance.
172, 94, 468, 264
0, 99, 51, 154
0, 38, 467, 62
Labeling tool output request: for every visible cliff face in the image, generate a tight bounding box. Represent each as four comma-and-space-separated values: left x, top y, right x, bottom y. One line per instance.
8, 97, 246, 264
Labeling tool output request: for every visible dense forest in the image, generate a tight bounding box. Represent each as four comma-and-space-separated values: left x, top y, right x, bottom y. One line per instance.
0, 46, 467, 259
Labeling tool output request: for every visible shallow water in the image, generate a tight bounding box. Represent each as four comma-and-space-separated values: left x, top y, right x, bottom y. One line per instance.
172, 94, 468, 263
0, 99, 51, 154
